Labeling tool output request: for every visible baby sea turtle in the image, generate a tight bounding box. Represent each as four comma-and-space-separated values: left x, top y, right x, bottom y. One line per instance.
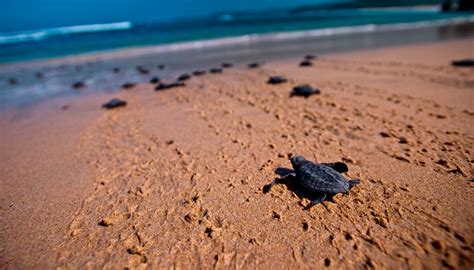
155, 81, 185, 91
102, 98, 127, 109
299, 60, 313, 67
72, 81, 85, 89
136, 66, 150, 75
291, 85, 320, 97
451, 59, 474, 67
267, 156, 360, 207
177, 73, 191, 81
221, 62, 233, 68
192, 70, 206, 76
209, 67, 223, 73
121, 82, 137, 89
149, 77, 160, 84
267, 76, 287, 85
248, 62, 261, 68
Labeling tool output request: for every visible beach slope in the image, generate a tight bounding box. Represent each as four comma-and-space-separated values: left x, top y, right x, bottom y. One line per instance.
0, 39, 473, 269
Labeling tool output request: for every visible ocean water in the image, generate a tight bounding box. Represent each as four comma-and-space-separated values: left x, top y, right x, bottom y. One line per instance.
0, 6, 473, 63
0, 4, 473, 109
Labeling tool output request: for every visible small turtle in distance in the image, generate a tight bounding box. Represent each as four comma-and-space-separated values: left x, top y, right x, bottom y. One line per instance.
265, 155, 360, 208
291, 85, 320, 98
267, 76, 287, 85
209, 67, 223, 73
72, 81, 86, 89
192, 70, 206, 76
177, 73, 191, 81
155, 81, 185, 91
136, 66, 149, 75
451, 59, 474, 67
102, 98, 127, 109
121, 82, 137, 89
149, 77, 160, 84
299, 60, 313, 67
248, 62, 261, 68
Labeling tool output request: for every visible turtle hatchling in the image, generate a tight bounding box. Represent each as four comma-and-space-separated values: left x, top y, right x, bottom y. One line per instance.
102, 98, 127, 109
291, 84, 320, 98
268, 155, 360, 207
267, 76, 287, 85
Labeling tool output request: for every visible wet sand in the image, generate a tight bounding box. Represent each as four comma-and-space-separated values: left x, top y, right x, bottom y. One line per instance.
0, 39, 473, 269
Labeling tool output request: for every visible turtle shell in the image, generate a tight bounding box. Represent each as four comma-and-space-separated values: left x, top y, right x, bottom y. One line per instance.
291, 85, 320, 97
297, 162, 350, 194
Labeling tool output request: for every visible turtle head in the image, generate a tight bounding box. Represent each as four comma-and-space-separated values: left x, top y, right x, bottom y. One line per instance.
290, 155, 306, 171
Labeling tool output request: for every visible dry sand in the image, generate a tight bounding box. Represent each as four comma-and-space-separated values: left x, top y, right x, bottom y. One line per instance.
1, 39, 473, 269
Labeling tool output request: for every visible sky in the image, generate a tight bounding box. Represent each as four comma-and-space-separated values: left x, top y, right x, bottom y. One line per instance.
1, 0, 343, 32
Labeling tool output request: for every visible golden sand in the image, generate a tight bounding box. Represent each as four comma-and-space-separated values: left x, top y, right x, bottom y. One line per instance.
1, 39, 473, 269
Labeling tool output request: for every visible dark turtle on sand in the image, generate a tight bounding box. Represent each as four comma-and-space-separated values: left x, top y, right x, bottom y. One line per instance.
122, 82, 137, 89
451, 59, 474, 67
209, 67, 223, 73
291, 84, 320, 97
267, 156, 360, 207
102, 98, 127, 109
299, 60, 313, 67
248, 62, 261, 68
177, 73, 191, 81
267, 76, 287, 85
192, 70, 206, 76
155, 81, 185, 91
149, 77, 160, 84
221, 62, 233, 68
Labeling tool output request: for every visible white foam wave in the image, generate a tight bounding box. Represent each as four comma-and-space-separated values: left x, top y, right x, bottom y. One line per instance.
0, 22, 132, 45
109, 16, 474, 57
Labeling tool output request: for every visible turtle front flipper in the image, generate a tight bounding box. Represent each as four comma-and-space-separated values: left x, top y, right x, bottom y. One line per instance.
263, 173, 296, 193
348, 179, 360, 189
322, 162, 348, 173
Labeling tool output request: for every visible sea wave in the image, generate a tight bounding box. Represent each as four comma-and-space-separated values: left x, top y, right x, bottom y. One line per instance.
115, 16, 474, 55
0, 22, 132, 45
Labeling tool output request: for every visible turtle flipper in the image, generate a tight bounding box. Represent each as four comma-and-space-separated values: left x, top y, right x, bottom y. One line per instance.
322, 162, 348, 173
304, 193, 327, 209
263, 173, 295, 193
348, 179, 360, 189
263, 179, 276, 194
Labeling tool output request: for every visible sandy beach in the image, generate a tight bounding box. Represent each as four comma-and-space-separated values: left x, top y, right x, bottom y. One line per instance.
0, 39, 473, 269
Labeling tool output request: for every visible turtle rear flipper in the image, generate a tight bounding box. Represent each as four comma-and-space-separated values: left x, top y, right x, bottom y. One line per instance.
348, 179, 360, 189
304, 193, 327, 210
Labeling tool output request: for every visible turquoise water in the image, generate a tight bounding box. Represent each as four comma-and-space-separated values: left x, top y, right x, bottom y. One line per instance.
1, 7, 472, 63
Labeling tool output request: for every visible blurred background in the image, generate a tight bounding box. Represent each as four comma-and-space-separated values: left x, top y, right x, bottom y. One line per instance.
0, 0, 472, 108
1, 0, 473, 63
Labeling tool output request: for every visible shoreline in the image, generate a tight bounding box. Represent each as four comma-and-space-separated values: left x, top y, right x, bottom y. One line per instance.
1, 20, 474, 109
1, 16, 473, 68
